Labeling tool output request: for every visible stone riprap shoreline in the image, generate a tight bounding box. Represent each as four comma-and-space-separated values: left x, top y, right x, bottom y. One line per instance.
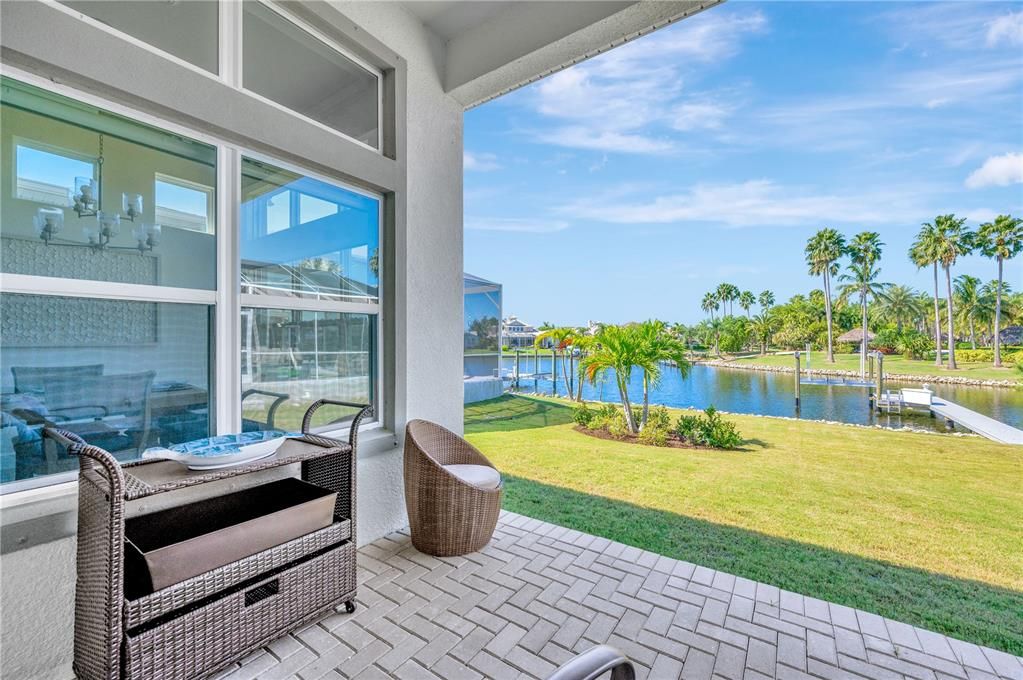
707, 359, 1021, 389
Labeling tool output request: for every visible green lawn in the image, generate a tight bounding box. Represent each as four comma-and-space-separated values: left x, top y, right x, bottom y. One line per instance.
732, 351, 1021, 383
464, 394, 1023, 654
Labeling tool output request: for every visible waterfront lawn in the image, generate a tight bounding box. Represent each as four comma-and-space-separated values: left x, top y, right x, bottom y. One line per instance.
465, 394, 1023, 654
733, 351, 1021, 383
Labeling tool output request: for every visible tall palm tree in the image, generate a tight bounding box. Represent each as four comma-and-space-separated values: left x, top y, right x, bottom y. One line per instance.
758, 290, 775, 311
580, 325, 649, 433
953, 275, 983, 349
805, 228, 846, 363
738, 290, 756, 318
872, 284, 922, 333
842, 232, 884, 376
932, 214, 974, 369
715, 283, 739, 317
701, 292, 719, 320
635, 320, 690, 428
535, 326, 577, 394
911, 222, 945, 367
977, 214, 1023, 366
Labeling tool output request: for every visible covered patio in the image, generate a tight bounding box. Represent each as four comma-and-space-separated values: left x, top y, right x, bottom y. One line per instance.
219, 513, 1020, 680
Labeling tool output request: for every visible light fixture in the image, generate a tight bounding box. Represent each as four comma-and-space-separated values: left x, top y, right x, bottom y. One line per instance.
122, 193, 143, 222
73, 176, 98, 217
34, 133, 159, 255
34, 207, 64, 244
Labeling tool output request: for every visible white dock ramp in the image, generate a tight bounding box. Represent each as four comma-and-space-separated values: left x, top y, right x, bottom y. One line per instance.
930, 398, 1023, 445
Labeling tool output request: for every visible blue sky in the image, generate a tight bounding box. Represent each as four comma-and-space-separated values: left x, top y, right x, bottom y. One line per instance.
463, 1, 1023, 326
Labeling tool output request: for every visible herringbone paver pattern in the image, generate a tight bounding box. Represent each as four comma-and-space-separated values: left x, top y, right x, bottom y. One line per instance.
214, 512, 1023, 680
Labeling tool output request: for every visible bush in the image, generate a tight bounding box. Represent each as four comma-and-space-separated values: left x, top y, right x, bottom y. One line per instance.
957, 348, 994, 362
674, 406, 744, 449
638, 424, 669, 447
573, 403, 594, 427
637, 406, 672, 447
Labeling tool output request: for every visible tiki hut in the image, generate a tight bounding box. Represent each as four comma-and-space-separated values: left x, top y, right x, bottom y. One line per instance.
837, 328, 875, 353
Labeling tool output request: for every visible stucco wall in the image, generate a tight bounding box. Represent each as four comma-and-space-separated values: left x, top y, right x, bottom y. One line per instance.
0, 2, 463, 678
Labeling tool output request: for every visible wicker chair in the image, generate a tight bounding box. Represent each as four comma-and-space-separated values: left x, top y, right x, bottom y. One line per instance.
404, 419, 502, 556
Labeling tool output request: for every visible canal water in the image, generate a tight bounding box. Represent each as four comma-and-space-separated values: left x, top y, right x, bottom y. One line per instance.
502, 357, 1023, 433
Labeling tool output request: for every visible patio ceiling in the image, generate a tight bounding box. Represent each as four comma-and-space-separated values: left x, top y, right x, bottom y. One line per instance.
400, 0, 720, 107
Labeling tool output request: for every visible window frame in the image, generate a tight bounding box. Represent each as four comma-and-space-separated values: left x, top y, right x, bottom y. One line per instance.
236, 148, 385, 435
154, 172, 216, 235
1, 68, 385, 495
239, 0, 384, 154
11, 136, 98, 208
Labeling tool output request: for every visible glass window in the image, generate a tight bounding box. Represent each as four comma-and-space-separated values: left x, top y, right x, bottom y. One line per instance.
1, 294, 213, 488
242, 2, 379, 147
240, 157, 380, 303
155, 174, 213, 234
1, 78, 217, 290
15, 142, 95, 206
241, 308, 375, 432
60, 0, 219, 74
463, 274, 502, 378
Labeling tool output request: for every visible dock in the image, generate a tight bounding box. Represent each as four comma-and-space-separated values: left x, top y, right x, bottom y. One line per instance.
930, 397, 1023, 445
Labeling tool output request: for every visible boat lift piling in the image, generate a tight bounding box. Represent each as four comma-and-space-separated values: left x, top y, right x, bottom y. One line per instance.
794, 351, 801, 411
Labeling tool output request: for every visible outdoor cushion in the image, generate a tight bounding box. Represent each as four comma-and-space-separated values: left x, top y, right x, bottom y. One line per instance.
443, 464, 501, 489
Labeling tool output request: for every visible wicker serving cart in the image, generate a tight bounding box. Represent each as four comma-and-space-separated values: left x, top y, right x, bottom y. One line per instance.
49, 399, 372, 680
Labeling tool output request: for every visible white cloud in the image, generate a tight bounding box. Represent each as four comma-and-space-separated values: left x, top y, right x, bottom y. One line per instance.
522, 8, 766, 154
965, 152, 1023, 189
464, 151, 501, 172
465, 217, 570, 233
672, 102, 732, 131
558, 179, 931, 228
986, 11, 1023, 47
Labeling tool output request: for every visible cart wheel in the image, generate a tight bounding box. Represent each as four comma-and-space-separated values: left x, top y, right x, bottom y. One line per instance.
344, 600, 357, 614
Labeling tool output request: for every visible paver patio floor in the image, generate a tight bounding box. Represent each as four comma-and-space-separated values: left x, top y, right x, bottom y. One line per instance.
218, 512, 1023, 680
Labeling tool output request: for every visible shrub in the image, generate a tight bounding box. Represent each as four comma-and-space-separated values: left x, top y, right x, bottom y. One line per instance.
607, 414, 631, 439
638, 424, 669, 447
957, 349, 994, 363
573, 403, 594, 427
674, 406, 744, 449
646, 405, 672, 430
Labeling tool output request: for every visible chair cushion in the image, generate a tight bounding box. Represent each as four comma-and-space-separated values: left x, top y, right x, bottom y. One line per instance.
443, 464, 501, 490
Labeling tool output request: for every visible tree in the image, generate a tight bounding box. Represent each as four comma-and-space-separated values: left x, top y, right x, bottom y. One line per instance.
910, 222, 945, 367
872, 284, 922, 333
634, 320, 690, 428
758, 290, 775, 311
738, 290, 756, 318
535, 327, 577, 395
749, 311, 777, 355
715, 283, 739, 317
580, 325, 647, 433
805, 228, 846, 363
977, 214, 1023, 366
701, 292, 719, 320
932, 214, 974, 370
953, 275, 985, 349
841, 232, 884, 376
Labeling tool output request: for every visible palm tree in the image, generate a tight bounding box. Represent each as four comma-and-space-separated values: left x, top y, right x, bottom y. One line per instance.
580, 325, 648, 433
872, 284, 922, 332
805, 228, 846, 363
842, 232, 884, 376
701, 292, 719, 320
932, 214, 974, 369
981, 280, 1013, 343
570, 334, 596, 401
749, 311, 777, 355
977, 214, 1023, 366
535, 326, 577, 394
738, 290, 756, 318
758, 290, 775, 311
715, 283, 739, 317
911, 222, 945, 367
635, 320, 690, 428
953, 275, 984, 349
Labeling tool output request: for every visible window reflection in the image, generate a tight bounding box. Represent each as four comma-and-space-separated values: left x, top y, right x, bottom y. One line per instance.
240, 158, 380, 303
